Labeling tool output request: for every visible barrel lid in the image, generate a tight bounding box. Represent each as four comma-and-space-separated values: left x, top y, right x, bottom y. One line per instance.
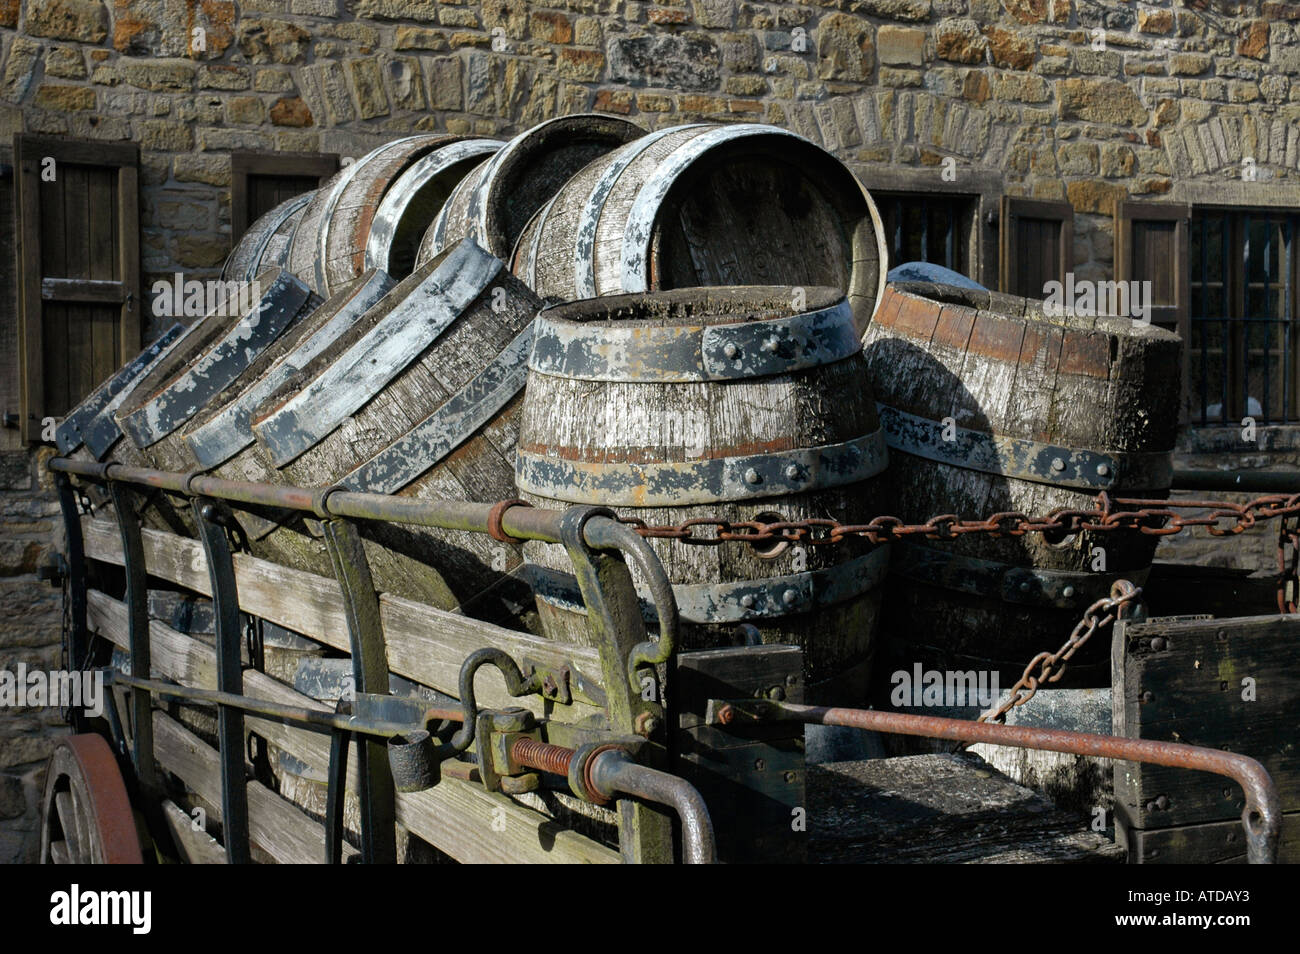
117, 269, 313, 449
254, 238, 503, 467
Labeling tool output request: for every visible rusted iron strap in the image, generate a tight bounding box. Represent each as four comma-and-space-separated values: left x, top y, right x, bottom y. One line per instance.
877, 403, 1174, 492
516, 428, 887, 506
716, 700, 1281, 864
56, 324, 184, 455
529, 296, 858, 382
892, 542, 1149, 610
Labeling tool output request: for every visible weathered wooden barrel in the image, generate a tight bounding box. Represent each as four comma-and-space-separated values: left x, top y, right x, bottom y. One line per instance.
363, 138, 502, 281
94, 269, 318, 531
248, 239, 543, 621
516, 287, 893, 699
861, 281, 1182, 688
222, 192, 313, 285
285, 134, 461, 298
509, 122, 889, 330
56, 324, 185, 458
417, 114, 643, 265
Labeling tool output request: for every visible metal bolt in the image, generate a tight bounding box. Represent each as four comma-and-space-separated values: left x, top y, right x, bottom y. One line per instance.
1150, 637, 1167, 651
200, 503, 217, 522
1062, 585, 1076, 598
1019, 581, 1031, 593
784, 464, 801, 481
1141, 690, 1154, 703
717, 704, 735, 725
781, 588, 798, 606
542, 674, 559, 696
723, 342, 738, 359
744, 468, 761, 485
784, 771, 797, 783
785, 674, 799, 687
754, 758, 767, 771
740, 594, 756, 608
761, 336, 780, 353
1097, 463, 1111, 477
767, 686, 786, 701
1050, 457, 1066, 472
634, 711, 661, 737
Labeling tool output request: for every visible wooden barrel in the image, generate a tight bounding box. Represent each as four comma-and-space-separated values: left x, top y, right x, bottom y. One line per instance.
516, 286, 892, 699
96, 269, 318, 531
222, 192, 313, 285
248, 239, 542, 621
55, 324, 185, 458
416, 114, 643, 265
285, 134, 458, 298
860, 281, 1182, 688
363, 138, 502, 281
509, 122, 889, 331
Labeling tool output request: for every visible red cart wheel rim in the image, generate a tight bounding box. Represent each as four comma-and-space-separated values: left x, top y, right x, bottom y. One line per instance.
40, 734, 143, 864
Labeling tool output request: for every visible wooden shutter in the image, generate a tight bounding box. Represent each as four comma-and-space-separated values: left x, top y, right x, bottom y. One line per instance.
1116, 199, 1191, 422
998, 196, 1073, 298
15, 135, 141, 442
231, 151, 338, 246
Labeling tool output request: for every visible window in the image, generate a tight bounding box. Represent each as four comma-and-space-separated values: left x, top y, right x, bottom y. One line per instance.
1189, 209, 1300, 425
230, 151, 339, 247
998, 196, 1073, 299
14, 135, 141, 442
875, 192, 976, 279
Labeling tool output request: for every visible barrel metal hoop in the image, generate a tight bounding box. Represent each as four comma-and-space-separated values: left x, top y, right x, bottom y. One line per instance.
120, 271, 312, 449
342, 321, 534, 493
257, 240, 502, 467
516, 427, 888, 506
529, 299, 859, 383
528, 546, 888, 623
462, 130, 518, 253
574, 124, 708, 298
313, 135, 425, 294
364, 139, 503, 272
876, 403, 1174, 492
56, 324, 185, 455
241, 192, 312, 285
890, 542, 1151, 610
621, 124, 802, 293
187, 270, 397, 470
84, 312, 227, 459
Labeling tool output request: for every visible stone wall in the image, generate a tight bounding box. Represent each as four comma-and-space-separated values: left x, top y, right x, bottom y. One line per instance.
2, 0, 1299, 858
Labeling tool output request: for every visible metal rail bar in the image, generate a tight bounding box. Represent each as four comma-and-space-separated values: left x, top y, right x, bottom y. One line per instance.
715, 700, 1281, 864
47, 458, 566, 543
1171, 468, 1300, 494
108, 671, 461, 737
588, 749, 717, 865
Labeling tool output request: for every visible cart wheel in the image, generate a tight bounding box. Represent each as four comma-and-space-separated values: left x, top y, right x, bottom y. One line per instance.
40, 734, 143, 864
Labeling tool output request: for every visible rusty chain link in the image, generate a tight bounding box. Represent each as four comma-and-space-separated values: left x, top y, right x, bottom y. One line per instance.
972, 579, 1143, 727
616, 491, 1300, 547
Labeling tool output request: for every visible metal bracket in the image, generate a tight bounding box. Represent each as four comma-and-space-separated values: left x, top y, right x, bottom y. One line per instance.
559, 507, 674, 864
54, 474, 89, 733
192, 496, 250, 865
321, 517, 397, 865
109, 482, 155, 791
520, 658, 572, 706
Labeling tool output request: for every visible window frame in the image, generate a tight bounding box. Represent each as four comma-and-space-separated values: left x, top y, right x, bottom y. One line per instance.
14, 134, 141, 443
230, 150, 339, 248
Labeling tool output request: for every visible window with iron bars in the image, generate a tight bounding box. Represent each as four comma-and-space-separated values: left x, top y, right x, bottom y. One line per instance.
875, 192, 976, 280
1191, 209, 1300, 426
